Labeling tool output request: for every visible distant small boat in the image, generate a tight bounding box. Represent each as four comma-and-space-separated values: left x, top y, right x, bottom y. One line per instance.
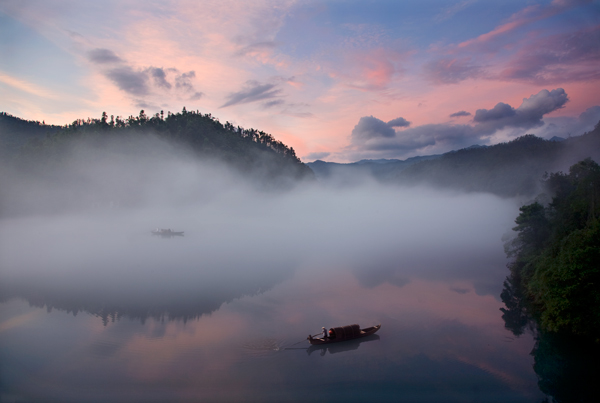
151, 228, 184, 236
307, 324, 381, 345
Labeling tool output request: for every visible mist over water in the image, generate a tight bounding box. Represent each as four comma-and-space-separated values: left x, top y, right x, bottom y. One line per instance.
1, 138, 545, 402
0, 142, 520, 312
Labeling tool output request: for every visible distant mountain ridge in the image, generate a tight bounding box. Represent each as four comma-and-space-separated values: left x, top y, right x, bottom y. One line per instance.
309, 122, 600, 197
307, 155, 441, 183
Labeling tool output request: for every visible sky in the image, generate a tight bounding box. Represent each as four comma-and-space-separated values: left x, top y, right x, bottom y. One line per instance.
1, 0, 599, 162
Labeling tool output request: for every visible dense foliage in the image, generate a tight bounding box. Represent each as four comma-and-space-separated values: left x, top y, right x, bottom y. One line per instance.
0, 112, 62, 155
8, 108, 307, 173
504, 158, 600, 338
0, 109, 313, 215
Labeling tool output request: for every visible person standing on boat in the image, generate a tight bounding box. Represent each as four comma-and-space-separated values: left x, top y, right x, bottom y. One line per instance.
322, 327, 328, 339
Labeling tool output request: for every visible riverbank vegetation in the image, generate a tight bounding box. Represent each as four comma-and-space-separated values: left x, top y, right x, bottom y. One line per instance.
503, 158, 600, 338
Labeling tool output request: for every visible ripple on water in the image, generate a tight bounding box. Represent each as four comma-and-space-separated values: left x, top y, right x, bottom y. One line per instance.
239, 338, 282, 357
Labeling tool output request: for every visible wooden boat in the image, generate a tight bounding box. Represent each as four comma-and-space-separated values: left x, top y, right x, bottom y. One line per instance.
307, 324, 381, 345
151, 228, 184, 236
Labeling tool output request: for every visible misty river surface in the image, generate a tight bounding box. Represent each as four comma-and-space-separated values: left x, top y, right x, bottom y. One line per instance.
0, 184, 546, 402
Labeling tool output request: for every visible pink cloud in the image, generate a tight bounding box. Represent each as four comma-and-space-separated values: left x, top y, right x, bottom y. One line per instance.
457, 5, 541, 50
499, 25, 600, 85
332, 49, 400, 91
456, 1, 588, 53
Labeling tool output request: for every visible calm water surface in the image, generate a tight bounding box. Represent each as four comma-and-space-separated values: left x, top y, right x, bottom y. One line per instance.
0, 187, 546, 402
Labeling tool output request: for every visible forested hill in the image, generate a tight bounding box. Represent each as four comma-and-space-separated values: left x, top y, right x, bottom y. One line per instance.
0, 112, 62, 155
391, 122, 600, 197
502, 158, 600, 338
0, 109, 313, 215
3, 109, 312, 181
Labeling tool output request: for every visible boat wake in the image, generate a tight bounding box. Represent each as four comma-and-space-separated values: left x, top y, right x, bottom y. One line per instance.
240, 338, 282, 356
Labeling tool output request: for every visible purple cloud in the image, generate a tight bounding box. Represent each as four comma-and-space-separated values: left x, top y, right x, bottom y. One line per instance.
348, 88, 570, 159
450, 111, 472, 118
150, 68, 171, 89
263, 99, 285, 108
100, 63, 202, 100
351, 116, 396, 144
474, 102, 516, 122
424, 57, 482, 84
500, 25, 600, 85
105, 66, 149, 96
538, 105, 600, 139
387, 117, 411, 128
474, 88, 568, 131
221, 81, 282, 108
175, 71, 196, 92
88, 48, 122, 64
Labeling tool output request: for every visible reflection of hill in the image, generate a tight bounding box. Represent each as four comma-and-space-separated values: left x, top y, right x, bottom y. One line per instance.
532, 330, 599, 402
0, 267, 292, 325
501, 275, 599, 401
501, 320, 600, 402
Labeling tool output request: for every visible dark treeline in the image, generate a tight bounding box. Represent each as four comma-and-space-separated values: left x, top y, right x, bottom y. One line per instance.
392, 122, 600, 197
501, 158, 600, 402
6, 108, 307, 170
1, 108, 313, 215
0, 111, 62, 155
503, 158, 600, 337
503, 157, 600, 338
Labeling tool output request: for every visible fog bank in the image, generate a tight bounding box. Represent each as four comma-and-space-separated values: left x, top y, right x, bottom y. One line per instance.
0, 139, 521, 319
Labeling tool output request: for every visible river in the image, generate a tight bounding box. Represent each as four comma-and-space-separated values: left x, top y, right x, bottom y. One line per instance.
0, 184, 547, 402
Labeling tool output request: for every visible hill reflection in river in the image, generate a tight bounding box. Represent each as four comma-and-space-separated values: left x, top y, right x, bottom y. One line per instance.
0, 266, 544, 402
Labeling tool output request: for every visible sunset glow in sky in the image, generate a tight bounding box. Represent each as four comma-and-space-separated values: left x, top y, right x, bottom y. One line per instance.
1, 0, 600, 162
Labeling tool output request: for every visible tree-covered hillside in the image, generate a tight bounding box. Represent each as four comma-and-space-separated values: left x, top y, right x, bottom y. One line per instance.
8, 108, 310, 177
0, 109, 313, 215
391, 123, 600, 197
503, 158, 600, 338
0, 112, 62, 155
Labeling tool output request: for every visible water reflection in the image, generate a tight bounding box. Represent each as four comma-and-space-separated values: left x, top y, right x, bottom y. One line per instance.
0, 262, 291, 324
0, 186, 550, 401
1, 265, 547, 402
500, 274, 600, 402
306, 334, 381, 356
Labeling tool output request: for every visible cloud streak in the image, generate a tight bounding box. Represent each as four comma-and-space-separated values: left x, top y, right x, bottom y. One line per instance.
424, 58, 482, 85
221, 81, 282, 108
499, 25, 600, 85
450, 111, 471, 118
88, 48, 123, 64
